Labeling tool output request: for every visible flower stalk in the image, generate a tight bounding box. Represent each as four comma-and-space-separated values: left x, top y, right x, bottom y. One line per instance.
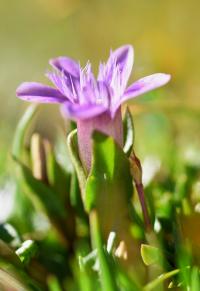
130, 151, 151, 230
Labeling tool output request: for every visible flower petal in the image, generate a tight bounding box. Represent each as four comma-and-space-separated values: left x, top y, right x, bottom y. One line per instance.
111, 73, 171, 116
123, 73, 171, 101
61, 102, 107, 120
46, 72, 77, 102
49, 57, 80, 78
16, 82, 66, 103
102, 45, 134, 89
112, 45, 134, 81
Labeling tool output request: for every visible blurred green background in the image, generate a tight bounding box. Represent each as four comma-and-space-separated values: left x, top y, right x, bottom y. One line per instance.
1, 0, 200, 172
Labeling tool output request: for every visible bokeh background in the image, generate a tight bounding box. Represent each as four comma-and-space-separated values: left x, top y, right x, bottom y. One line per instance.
1, 0, 200, 214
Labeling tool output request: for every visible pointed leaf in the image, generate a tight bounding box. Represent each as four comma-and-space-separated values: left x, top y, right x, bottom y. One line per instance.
14, 158, 66, 219
67, 129, 87, 204
45, 140, 71, 202
141, 244, 161, 266
123, 107, 134, 155
85, 131, 133, 215
12, 104, 38, 159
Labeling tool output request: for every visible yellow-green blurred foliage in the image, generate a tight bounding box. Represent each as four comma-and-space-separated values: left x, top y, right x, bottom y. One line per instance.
1, 0, 200, 159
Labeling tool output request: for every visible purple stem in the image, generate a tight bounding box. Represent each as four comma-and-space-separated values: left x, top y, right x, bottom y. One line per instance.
135, 183, 151, 230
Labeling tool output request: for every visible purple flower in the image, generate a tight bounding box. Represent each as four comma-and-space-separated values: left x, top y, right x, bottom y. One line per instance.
16, 45, 170, 171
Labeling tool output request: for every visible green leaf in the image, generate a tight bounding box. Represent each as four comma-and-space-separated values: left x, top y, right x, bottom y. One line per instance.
70, 174, 86, 219
78, 271, 95, 291
90, 211, 118, 291
12, 104, 38, 159
85, 131, 133, 214
76, 260, 96, 291
123, 107, 134, 155
45, 141, 71, 202
116, 266, 140, 291
143, 269, 180, 291
191, 267, 200, 291
141, 244, 161, 266
16, 240, 37, 265
47, 275, 62, 291
14, 158, 66, 219
67, 129, 87, 204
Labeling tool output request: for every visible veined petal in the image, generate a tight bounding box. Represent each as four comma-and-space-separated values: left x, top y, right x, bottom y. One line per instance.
49, 57, 80, 78
16, 82, 66, 103
111, 73, 171, 116
61, 102, 107, 121
123, 73, 171, 100
46, 72, 76, 102
112, 45, 134, 84
103, 45, 134, 89
81, 80, 109, 106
